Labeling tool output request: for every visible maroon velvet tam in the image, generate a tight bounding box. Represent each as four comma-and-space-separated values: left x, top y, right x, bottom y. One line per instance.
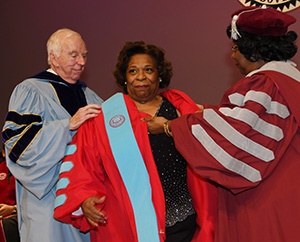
232, 6, 296, 36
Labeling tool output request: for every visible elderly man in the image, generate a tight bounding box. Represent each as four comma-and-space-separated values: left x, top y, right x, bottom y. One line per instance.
1, 28, 103, 242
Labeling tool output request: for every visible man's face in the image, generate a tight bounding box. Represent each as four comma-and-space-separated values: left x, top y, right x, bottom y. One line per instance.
53, 35, 88, 84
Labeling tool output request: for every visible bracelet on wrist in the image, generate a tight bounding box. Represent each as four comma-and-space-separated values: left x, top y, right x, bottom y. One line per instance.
163, 120, 173, 137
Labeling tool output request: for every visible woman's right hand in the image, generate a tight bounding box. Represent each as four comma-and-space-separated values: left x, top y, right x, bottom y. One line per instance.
81, 196, 107, 226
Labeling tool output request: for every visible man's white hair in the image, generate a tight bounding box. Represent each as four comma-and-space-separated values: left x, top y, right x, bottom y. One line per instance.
46, 28, 83, 66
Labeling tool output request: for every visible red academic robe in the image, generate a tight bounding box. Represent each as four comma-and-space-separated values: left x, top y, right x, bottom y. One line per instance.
171, 71, 300, 242
0, 161, 16, 205
54, 89, 217, 242
0, 160, 16, 242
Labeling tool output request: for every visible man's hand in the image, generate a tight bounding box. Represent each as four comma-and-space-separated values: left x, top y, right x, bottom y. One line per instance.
81, 196, 107, 227
69, 104, 101, 130
142, 116, 168, 135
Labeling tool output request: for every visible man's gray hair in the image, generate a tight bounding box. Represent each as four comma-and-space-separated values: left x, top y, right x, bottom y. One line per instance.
46, 28, 83, 66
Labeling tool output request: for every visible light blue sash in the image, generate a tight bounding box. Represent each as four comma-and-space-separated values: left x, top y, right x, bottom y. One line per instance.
102, 93, 160, 242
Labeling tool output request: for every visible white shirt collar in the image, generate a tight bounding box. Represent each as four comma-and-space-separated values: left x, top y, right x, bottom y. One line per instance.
47, 68, 58, 76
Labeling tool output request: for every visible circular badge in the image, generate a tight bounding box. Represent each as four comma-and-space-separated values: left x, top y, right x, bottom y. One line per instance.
0, 172, 7, 180
109, 115, 125, 128
239, 0, 300, 12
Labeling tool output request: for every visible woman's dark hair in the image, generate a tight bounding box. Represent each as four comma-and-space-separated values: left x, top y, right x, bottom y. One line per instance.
113, 41, 173, 94
226, 25, 298, 62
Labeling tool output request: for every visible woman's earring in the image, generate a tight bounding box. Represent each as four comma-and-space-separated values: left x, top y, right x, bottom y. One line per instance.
250, 55, 258, 62
159, 78, 162, 83
124, 81, 127, 85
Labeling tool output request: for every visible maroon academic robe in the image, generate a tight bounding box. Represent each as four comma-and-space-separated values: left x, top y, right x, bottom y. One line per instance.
171, 66, 300, 242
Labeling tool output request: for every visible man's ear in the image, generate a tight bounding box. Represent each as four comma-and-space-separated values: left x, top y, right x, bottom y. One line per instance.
50, 52, 59, 67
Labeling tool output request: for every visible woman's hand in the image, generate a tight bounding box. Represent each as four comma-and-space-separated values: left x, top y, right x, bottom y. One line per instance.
196, 104, 204, 112
142, 116, 168, 135
0, 204, 16, 218
81, 196, 107, 226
